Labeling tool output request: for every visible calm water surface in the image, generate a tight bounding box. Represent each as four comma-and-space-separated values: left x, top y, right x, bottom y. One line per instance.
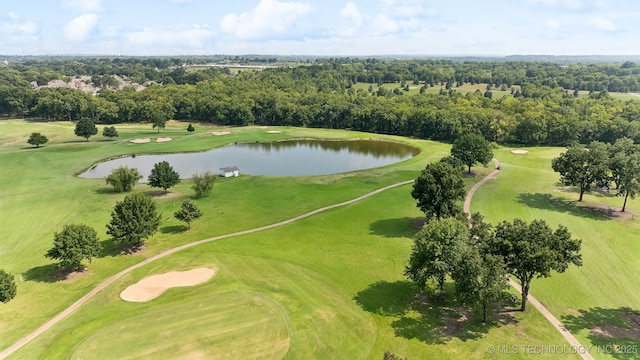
79, 140, 419, 179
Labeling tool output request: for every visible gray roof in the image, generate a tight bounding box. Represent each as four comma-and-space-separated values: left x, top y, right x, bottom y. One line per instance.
220, 166, 239, 172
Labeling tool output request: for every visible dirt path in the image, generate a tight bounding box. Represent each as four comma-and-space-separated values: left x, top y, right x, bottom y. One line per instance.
464, 159, 594, 360
0, 180, 414, 359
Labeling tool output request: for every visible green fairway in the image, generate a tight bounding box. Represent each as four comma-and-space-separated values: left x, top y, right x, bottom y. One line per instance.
3, 119, 633, 359
471, 147, 640, 357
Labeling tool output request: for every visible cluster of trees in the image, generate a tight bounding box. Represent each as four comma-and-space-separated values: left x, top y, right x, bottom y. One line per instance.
3, 58, 640, 146
552, 138, 640, 210
409, 146, 581, 321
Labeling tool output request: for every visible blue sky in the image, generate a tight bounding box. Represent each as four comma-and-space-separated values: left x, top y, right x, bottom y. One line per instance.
0, 0, 638, 56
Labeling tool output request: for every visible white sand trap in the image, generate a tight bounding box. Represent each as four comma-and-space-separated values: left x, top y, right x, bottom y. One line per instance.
120, 268, 217, 302
129, 138, 151, 144
267, 130, 282, 134
511, 149, 529, 154
212, 131, 231, 136
156, 137, 172, 142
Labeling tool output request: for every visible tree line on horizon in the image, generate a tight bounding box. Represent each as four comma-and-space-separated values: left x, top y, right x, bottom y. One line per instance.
1, 58, 640, 146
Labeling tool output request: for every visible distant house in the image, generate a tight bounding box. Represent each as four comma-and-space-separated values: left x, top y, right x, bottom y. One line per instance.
220, 166, 239, 177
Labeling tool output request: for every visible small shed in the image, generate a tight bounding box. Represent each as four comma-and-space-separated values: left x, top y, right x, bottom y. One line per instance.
220, 166, 239, 177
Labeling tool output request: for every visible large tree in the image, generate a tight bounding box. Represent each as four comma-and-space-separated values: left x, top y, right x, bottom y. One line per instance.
105, 166, 142, 192
45, 224, 102, 270
106, 193, 161, 248
617, 151, 640, 212
487, 218, 582, 311
551, 141, 610, 201
27, 132, 48, 148
191, 171, 215, 198
405, 217, 469, 292
411, 162, 466, 221
174, 199, 202, 229
451, 133, 494, 173
74, 118, 98, 141
148, 161, 181, 193
608, 138, 635, 190
0, 269, 17, 303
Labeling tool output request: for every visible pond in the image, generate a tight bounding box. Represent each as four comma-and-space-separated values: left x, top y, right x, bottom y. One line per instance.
78, 139, 419, 179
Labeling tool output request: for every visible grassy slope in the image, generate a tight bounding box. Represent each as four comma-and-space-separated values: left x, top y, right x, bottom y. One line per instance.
1, 120, 581, 359
472, 147, 640, 359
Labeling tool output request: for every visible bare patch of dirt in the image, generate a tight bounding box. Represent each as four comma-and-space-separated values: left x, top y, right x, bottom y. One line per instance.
129, 138, 151, 143
212, 131, 231, 136
267, 130, 282, 134
413, 218, 426, 229
56, 267, 90, 282
591, 311, 640, 340
144, 190, 180, 199
156, 137, 172, 142
511, 149, 529, 154
575, 202, 637, 221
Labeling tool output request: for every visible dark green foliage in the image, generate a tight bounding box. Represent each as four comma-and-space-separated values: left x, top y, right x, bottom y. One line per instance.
27, 132, 48, 147
105, 166, 142, 192
486, 218, 582, 311
148, 161, 181, 193
617, 151, 640, 211
439, 155, 465, 172
74, 118, 98, 141
0, 270, 17, 304
191, 171, 215, 198
405, 217, 469, 292
411, 162, 466, 221
106, 193, 161, 247
174, 199, 202, 229
187, 123, 195, 133
102, 126, 118, 140
452, 248, 508, 323
45, 224, 102, 270
551, 141, 610, 201
451, 133, 493, 173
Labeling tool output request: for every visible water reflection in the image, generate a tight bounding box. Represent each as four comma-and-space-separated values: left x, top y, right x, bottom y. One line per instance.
79, 139, 418, 179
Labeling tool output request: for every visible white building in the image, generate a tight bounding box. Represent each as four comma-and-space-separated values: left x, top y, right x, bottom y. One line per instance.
220, 166, 239, 177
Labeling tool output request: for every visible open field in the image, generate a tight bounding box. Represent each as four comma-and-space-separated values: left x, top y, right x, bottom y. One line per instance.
1, 120, 637, 358
352, 82, 518, 99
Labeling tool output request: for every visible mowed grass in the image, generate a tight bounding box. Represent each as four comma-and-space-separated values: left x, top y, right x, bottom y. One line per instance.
471, 147, 640, 358
13, 182, 576, 359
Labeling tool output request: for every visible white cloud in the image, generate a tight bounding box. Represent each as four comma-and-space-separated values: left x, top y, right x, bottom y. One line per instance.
63, 13, 98, 42
340, 2, 363, 26
0, 12, 38, 36
127, 25, 214, 48
585, 16, 617, 32
61, 0, 103, 12
220, 0, 313, 40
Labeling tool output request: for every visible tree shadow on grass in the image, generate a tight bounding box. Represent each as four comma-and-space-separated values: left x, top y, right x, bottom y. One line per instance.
516, 193, 607, 221
562, 307, 640, 360
100, 238, 123, 257
161, 225, 188, 234
22, 263, 83, 283
369, 217, 422, 239
354, 281, 496, 345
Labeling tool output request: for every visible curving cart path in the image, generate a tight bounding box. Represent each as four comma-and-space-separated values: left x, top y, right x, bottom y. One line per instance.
3, 161, 595, 360
464, 159, 593, 360
1, 180, 414, 359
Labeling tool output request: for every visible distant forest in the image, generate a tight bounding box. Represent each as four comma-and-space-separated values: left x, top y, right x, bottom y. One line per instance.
2, 56, 640, 145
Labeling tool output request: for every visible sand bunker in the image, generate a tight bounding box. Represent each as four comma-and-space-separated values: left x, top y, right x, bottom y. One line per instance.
267, 130, 282, 134
212, 131, 231, 136
511, 149, 529, 154
156, 137, 172, 142
129, 138, 151, 144
120, 268, 217, 302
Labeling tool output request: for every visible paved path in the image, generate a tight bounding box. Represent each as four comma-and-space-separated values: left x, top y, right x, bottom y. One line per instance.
0, 180, 414, 359
463, 159, 594, 360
